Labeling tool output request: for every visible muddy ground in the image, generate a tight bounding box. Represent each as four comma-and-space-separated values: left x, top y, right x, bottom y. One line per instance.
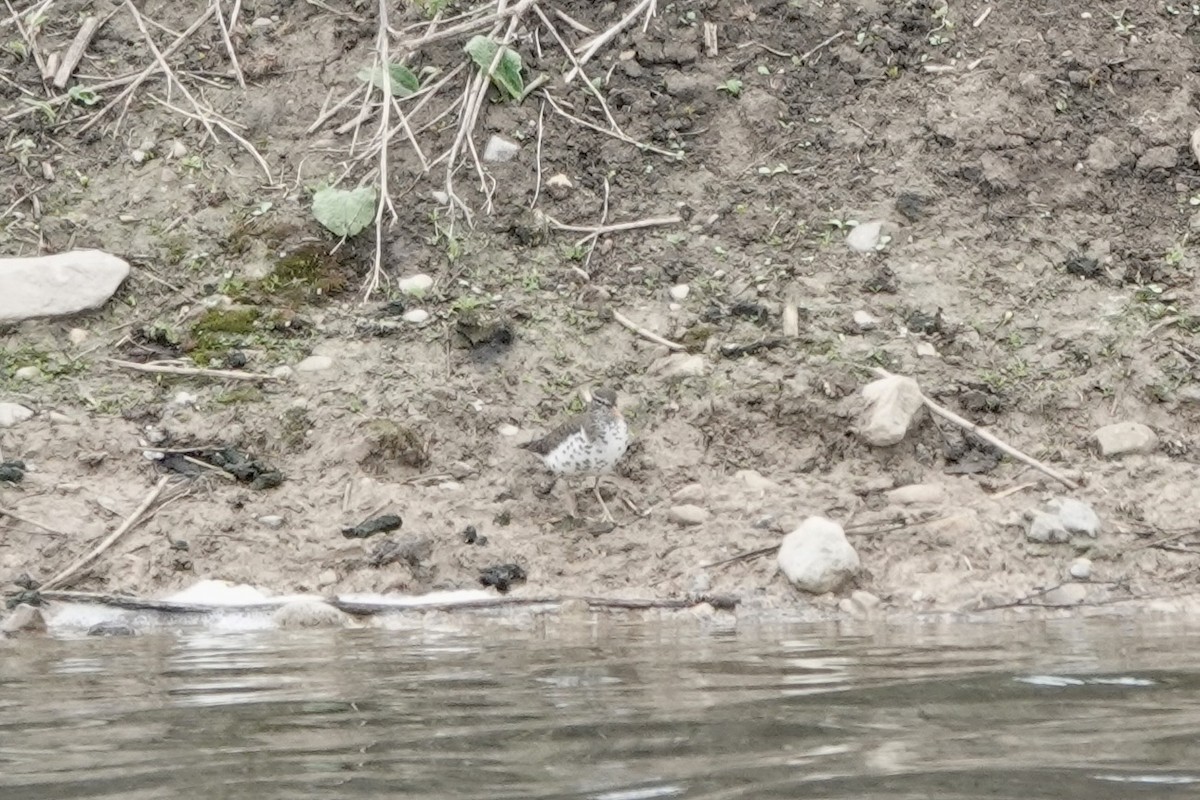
3, 0, 1200, 620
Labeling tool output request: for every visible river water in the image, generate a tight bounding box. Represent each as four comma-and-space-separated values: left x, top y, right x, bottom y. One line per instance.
2, 613, 1198, 799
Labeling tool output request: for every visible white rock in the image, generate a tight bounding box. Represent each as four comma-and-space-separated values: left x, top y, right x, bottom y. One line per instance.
777, 516, 861, 594
498, 423, 520, 437
914, 341, 939, 358
13, 366, 42, 381
68, 327, 89, 345
317, 569, 339, 588
295, 355, 334, 372
270, 366, 294, 380
846, 220, 885, 252
885, 483, 945, 505
169, 140, 188, 159
668, 504, 710, 526
483, 135, 520, 162
172, 391, 197, 407
840, 589, 881, 618
546, 173, 574, 199
852, 309, 879, 331
131, 149, 148, 164
271, 599, 351, 629
669, 284, 690, 301
397, 274, 433, 295
0, 250, 131, 323
258, 515, 285, 529
251, 16, 274, 28
0, 403, 34, 428
1026, 510, 1070, 543
735, 469, 778, 492
672, 483, 706, 503
403, 309, 430, 324
1049, 497, 1100, 537
1092, 422, 1158, 457
650, 352, 706, 381
860, 374, 924, 446
1069, 558, 1092, 581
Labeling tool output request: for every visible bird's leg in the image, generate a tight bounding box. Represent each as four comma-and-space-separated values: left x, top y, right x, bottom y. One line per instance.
593, 475, 615, 522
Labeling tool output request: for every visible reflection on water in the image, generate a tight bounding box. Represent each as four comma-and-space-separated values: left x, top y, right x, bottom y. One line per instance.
2, 616, 1199, 799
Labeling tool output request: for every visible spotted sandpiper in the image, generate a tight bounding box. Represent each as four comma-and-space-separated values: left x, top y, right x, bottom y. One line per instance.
518, 387, 631, 522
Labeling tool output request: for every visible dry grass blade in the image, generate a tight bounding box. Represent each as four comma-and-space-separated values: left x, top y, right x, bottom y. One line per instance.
214, 0, 246, 89
108, 358, 279, 382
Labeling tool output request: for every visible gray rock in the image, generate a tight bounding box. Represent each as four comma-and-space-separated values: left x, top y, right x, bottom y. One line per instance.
0, 403, 34, 428
483, 135, 520, 162
651, 353, 706, 381
0, 250, 130, 322
1085, 136, 1125, 173
1092, 422, 1158, 457
258, 515, 285, 529
1049, 497, 1100, 537
777, 516, 860, 594
1136, 146, 1178, 172
668, 504, 710, 526
846, 220, 885, 252
1042, 582, 1088, 606
271, 599, 352, 629
1, 603, 47, 635
860, 374, 924, 446
1026, 510, 1071, 543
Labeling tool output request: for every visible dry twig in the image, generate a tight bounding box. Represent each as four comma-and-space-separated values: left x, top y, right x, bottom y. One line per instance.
41, 476, 171, 590
613, 310, 685, 351
870, 367, 1080, 490
108, 358, 279, 382
0, 507, 73, 537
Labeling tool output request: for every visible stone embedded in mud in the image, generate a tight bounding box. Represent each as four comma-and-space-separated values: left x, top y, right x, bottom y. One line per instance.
271, 599, 352, 629
885, 483, 945, 505
1048, 497, 1100, 537
650, 352, 707, 382
295, 355, 334, 372
777, 516, 860, 594
1, 603, 47, 635
845, 220, 887, 253
859, 374, 924, 447
403, 309, 430, 324
672, 483, 706, 503
852, 309, 879, 331
1041, 582, 1088, 606
735, 469, 778, 493
1085, 135, 1125, 173
546, 173, 573, 199
669, 284, 690, 301
1026, 510, 1070, 544
668, 504, 710, 526
483, 135, 520, 162
1136, 145, 1178, 172
839, 589, 881, 619
0, 403, 34, 428
1070, 558, 1093, 581
1092, 422, 1158, 458
0, 249, 130, 323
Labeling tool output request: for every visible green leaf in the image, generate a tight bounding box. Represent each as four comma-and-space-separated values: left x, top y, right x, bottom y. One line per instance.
311, 185, 376, 238
464, 35, 524, 101
357, 62, 419, 97
67, 85, 101, 106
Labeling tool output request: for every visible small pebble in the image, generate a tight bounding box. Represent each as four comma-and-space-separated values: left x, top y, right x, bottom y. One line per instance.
483, 135, 520, 162
13, 366, 42, 381
317, 569, 339, 588
169, 140, 188, 159
251, 16, 274, 28
130, 149, 148, 164
403, 309, 430, 324
498, 424, 520, 437
172, 391, 198, 407
1092, 421, 1158, 457
1069, 558, 1092, 581
547, 173, 573, 199
295, 355, 334, 372
397, 274, 433, 295
853, 309, 879, 331
271, 365, 294, 380
1050, 497, 1100, 537
258, 515, 285, 529
846, 220, 885, 252
669, 284, 690, 301
668, 504, 710, 526
68, 328, 89, 345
